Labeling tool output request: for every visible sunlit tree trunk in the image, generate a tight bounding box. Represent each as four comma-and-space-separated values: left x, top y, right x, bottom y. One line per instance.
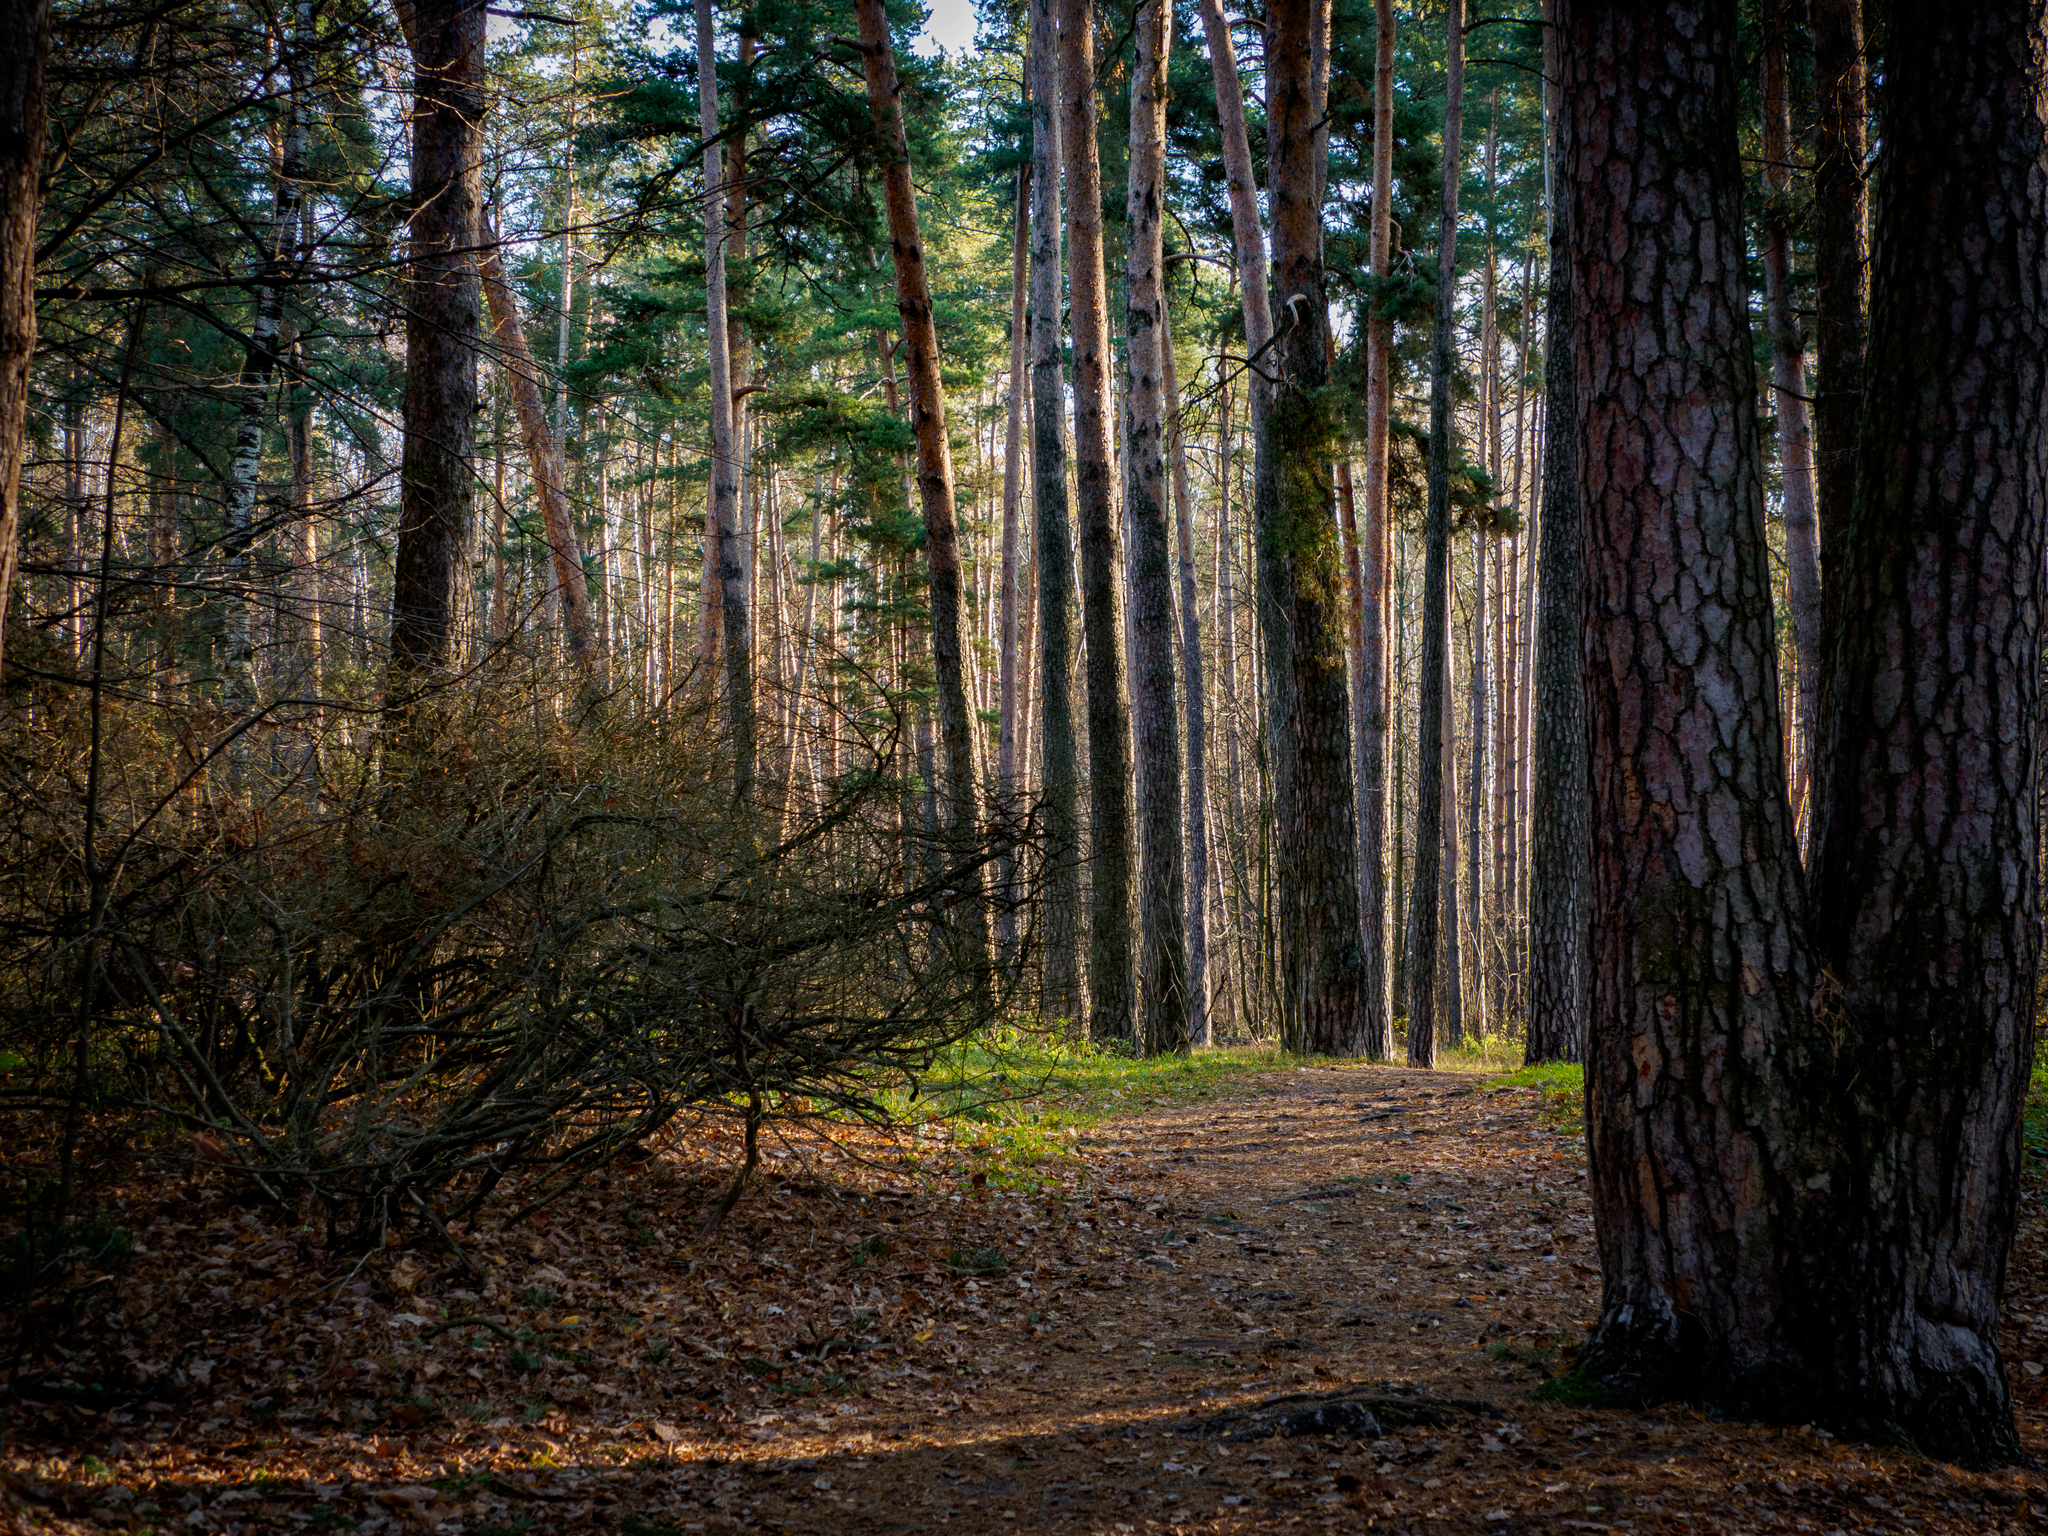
1524, 0, 1585, 1065
1059, 0, 1136, 1042
1163, 314, 1210, 1047
1760, 6, 1820, 822
1123, 0, 1187, 1053
0, 0, 46, 683
997, 160, 1029, 954
478, 237, 603, 687
697, 0, 752, 797
1028, 0, 1082, 1027
1355, 0, 1397, 1058
1405, 0, 1462, 1067
1560, 0, 1826, 1407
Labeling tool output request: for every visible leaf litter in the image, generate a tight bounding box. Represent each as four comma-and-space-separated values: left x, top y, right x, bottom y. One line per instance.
3, 1065, 2045, 1533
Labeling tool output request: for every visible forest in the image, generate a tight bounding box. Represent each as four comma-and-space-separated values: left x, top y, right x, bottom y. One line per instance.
1, 0, 2046, 1530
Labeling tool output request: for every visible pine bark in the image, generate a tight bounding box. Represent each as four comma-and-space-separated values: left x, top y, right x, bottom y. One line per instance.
0, 0, 49, 679
1059, 0, 1136, 1043
1355, 0, 1397, 1059
1258, 0, 1362, 1056
1761, 8, 1821, 815
1804, 0, 2047, 1462
1524, 0, 1585, 1065
1123, 0, 1188, 1054
854, 0, 988, 960
1028, 0, 1083, 1028
1559, 0, 1827, 1407
1406, 0, 1462, 1067
997, 161, 1029, 953
698, 0, 752, 797
391, 0, 486, 677
1163, 314, 1210, 1049
478, 239, 604, 687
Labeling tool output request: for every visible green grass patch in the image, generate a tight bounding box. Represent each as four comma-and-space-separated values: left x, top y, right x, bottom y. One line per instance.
885, 1031, 1293, 1188
1489, 1061, 1586, 1136
2025, 1034, 2048, 1204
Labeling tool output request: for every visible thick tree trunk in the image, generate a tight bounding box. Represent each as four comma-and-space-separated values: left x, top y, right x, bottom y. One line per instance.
1524, 0, 1585, 1066
698, 0, 752, 799
1059, 0, 1136, 1043
1804, 0, 2046, 1462
478, 239, 603, 687
1027, 0, 1083, 1027
1163, 314, 1210, 1048
1406, 0, 1462, 1067
0, 0, 48, 680
1260, 0, 1362, 1056
1559, 0, 1827, 1409
1760, 8, 1821, 820
391, 0, 486, 679
1355, 0, 1397, 1060
854, 0, 990, 961
1124, 0, 1188, 1054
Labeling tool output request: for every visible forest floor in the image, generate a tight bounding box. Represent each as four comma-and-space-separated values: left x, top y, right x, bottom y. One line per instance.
4, 1054, 2046, 1535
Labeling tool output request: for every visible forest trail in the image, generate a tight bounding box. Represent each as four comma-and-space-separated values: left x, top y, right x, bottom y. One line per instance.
4, 1065, 2045, 1534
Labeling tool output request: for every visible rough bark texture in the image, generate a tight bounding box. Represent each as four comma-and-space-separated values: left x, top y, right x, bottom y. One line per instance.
1524, 0, 1585, 1067
1194, 0, 1273, 366
1560, 0, 1827, 1410
854, 0, 989, 960
1260, 0, 1362, 1057
1804, 0, 2046, 1462
1027, 0, 1082, 1029
1123, 0, 1188, 1054
391, 0, 485, 678
0, 0, 49, 679
698, 0, 752, 799
1405, 0, 1461, 1067
1355, 0, 1396, 1060
479, 241, 604, 688
997, 162, 1029, 955
1059, 0, 1136, 1043
1760, 10, 1821, 814
1163, 313, 1210, 1049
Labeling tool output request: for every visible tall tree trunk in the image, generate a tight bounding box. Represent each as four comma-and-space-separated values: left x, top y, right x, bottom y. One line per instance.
1524, 0, 1585, 1065
1559, 0, 1826, 1409
1466, 532, 1487, 1040
1163, 312, 1210, 1048
1195, 0, 1274, 376
1761, 6, 1821, 821
220, 0, 313, 726
1059, 0, 1136, 1042
997, 161, 1029, 953
391, 0, 486, 679
698, 0, 752, 799
1808, 0, 1866, 779
853, 0, 989, 961
1260, 0, 1361, 1056
478, 237, 604, 687
1803, 0, 2046, 1461
1356, 0, 1397, 1059
0, 0, 46, 682
1405, 0, 1463, 1067
1028, 0, 1082, 1028
1123, 0, 1188, 1054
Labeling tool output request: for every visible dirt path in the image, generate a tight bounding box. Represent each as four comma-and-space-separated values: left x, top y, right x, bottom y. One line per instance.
630, 1066, 2046, 1535
5, 1064, 2045, 1534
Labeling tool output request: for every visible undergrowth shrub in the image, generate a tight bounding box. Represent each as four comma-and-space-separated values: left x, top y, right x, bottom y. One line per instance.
0, 657, 1030, 1257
